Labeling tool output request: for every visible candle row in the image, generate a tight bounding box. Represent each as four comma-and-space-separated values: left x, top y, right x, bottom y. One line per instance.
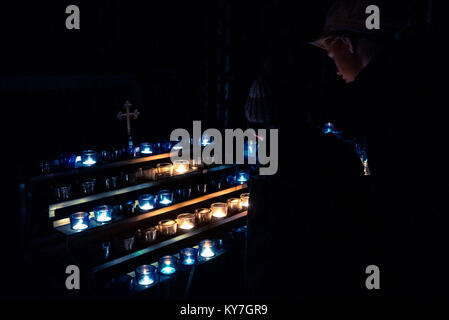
145, 193, 251, 237
134, 239, 218, 286
69, 192, 250, 232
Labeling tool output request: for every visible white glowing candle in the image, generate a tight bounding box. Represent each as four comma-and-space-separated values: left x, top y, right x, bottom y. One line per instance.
211, 202, 227, 218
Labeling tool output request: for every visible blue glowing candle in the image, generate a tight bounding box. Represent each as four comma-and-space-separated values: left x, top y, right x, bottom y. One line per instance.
138, 194, 157, 211
157, 190, 173, 206
158, 256, 177, 275
135, 265, 157, 286
139, 142, 153, 155
180, 248, 198, 266
70, 212, 90, 231
94, 205, 112, 223
322, 122, 335, 134
236, 171, 249, 184
81, 150, 97, 167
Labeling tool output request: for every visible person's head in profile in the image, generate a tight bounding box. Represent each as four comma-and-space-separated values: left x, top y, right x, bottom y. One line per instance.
310, 0, 409, 83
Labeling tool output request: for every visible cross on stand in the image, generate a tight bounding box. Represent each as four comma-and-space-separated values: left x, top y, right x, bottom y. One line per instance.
117, 100, 140, 136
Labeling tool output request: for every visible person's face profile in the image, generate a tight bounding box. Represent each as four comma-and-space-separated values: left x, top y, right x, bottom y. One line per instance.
325, 37, 364, 83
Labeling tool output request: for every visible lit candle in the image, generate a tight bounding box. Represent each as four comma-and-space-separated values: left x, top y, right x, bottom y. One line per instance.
180, 248, 198, 266
157, 190, 173, 206
236, 171, 249, 184
177, 213, 195, 230
227, 198, 242, 213
140, 142, 153, 155
138, 194, 157, 211
135, 265, 157, 286
158, 219, 177, 236
240, 193, 250, 209
94, 205, 112, 223
210, 202, 228, 218
194, 208, 213, 225
173, 159, 190, 174
70, 212, 90, 231
158, 256, 177, 275
81, 150, 97, 167
198, 240, 216, 258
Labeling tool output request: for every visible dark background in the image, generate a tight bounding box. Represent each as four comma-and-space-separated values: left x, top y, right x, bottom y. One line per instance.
0, 0, 446, 298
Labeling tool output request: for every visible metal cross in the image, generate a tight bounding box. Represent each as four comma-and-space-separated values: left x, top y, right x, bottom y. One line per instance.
117, 100, 140, 136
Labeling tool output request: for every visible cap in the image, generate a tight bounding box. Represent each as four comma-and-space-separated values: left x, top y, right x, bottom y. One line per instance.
310, 0, 410, 49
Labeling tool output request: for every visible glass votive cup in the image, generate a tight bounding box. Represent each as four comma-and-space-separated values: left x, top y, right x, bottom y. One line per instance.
139, 142, 153, 155
236, 171, 250, 184
138, 194, 157, 211
180, 248, 198, 266
226, 174, 236, 186
94, 205, 112, 223
240, 193, 250, 210
194, 208, 213, 225
173, 159, 190, 174
176, 185, 192, 201
198, 239, 216, 258
210, 202, 228, 218
195, 182, 208, 195
70, 212, 90, 231
104, 176, 118, 190
144, 227, 157, 243
157, 219, 177, 236
227, 198, 242, 214
190, 157, 203, 170
59, 153, 77, 169
81, 150, 98, 167
157, 190, 174, 206
81, 178, 96, 195
156, 163, 173, 177
56, 184, 71, 201
158, 256, 177, 275
123, 200, 137, 215
176, 213, 195, 230
135, 265, 157, 286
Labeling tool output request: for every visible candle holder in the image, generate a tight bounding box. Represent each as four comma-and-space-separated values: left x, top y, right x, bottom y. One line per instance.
156, 163, 173, 178
240, 193, 250, 210
157, 219, 177, 236
173, 159, 190, 174
81, 178, 96, 195
194, 208, 213, 225
176, 185, 192, 201
94, 205, 113, 223
114, 233, 135, 252
135, 265, 157, 286
122, 200, 138, 215
190, 157, 203, 170
158, 256, 177, 275
81, 150, 98, 167
104, 176, 119, 190
227, 198, 242, 214
176, 213, 195, 230
195, 182, 208, 195
226, 174, 236, 186
144, 227, 157, 243
139, 142, 154, 155
70, 212, 90, 231
198, 239, 216, 259
180, 248, 198, 266
236, 171, 249, 184
56, 184, 71, 201
59, 153, 77, 169
157, 190, 174, 206
138, 194, 157, 211
210, 202, 228, 218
